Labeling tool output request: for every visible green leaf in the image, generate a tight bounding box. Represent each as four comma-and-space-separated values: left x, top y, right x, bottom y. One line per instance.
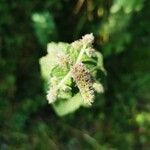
39, 42, 70, 81
52, 93, 84, 116
32, 12, 57, 46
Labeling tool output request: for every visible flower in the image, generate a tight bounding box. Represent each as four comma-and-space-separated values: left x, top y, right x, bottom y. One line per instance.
71, 62, 94, 105
82, 33, 94, 46
46, 89, 58, 103
56, 53, 70, 67
71, 40, 83, 49
93, 82, 104, 93
71, 33, 94, 49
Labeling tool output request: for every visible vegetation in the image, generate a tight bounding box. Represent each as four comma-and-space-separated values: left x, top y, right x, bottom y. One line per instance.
0, 0, 150, 149
40, 33, 105, 116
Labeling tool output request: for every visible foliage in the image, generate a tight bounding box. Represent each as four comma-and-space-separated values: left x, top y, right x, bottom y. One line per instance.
0, 0, 150, 149
40, 34, 105, 116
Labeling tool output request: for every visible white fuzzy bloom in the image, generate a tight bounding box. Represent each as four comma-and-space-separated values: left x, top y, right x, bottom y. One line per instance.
82, 33, 94, 46
93, 83, 104, 93
56, 53, 70, 67
46, 89, 58, 103
71, 62, 94, 105
71, 40, 83, 49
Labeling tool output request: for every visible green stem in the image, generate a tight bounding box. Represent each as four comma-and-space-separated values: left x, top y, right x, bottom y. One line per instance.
76, 44, 86, 63
57, 71, 71, 90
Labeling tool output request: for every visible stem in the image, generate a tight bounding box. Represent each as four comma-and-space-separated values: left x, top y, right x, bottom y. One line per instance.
76, 44, 86, 63
57, 71, 71, 90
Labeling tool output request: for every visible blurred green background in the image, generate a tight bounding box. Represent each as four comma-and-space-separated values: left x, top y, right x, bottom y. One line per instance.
0, 0, 150, 149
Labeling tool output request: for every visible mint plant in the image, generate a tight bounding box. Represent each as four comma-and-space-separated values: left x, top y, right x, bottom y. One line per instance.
40, 33, 105, 116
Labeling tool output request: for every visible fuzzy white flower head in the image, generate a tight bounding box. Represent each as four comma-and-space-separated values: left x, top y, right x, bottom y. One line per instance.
46, 89, 58, 104
71, 40, 83, 49
82, 33, 94, 46
93, 83, 104, 93
71, 62, 94, 105
56, 53, 70, 67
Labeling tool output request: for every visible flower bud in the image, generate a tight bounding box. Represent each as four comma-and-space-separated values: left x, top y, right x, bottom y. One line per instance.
82, 33, 94, 46
71, 62, 94, 105
56, 53, 70, 67
46, 89, 58, 103
93, 82, 104, 93
71, 40, 83, 49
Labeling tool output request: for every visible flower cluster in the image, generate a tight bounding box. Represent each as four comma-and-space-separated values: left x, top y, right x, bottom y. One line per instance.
56, 53, 70, 68
47, 88, 58, 103
71, 62, 94, 105
82, 33, 94, 46
44, 33, 104, 106
71, 33, 94, 49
